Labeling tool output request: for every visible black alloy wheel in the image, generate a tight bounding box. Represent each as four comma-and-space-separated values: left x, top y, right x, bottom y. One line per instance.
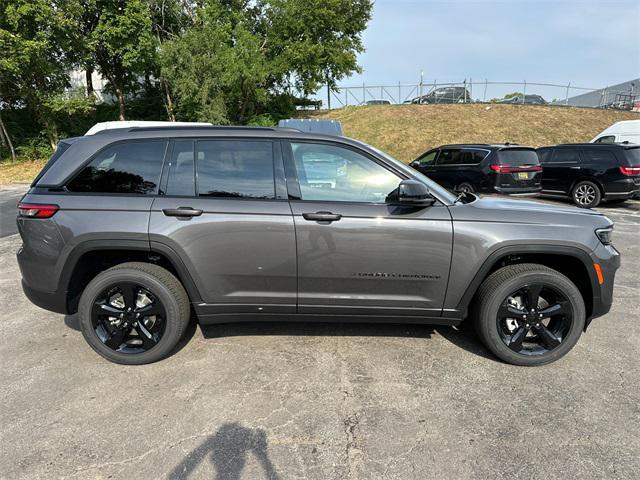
496, 283, 572, 355
92, 282, 166, 353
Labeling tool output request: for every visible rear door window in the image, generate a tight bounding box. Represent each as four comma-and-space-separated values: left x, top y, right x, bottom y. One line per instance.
164, 140, 195, 196
196, 140, 275, 199
496, 149, 540, 166
67, 140, 167, 194
548, 148, 580, 164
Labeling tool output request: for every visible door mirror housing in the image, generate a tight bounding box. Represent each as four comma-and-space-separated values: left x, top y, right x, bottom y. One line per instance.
387, 180, 436, 207
409, 160, 420, 168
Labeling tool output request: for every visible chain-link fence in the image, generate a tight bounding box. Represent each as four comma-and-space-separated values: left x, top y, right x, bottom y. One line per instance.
320, 79, 639, 111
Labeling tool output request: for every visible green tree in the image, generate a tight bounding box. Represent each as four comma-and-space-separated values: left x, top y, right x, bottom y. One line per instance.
92, 0, 156, 120
0, 0, 80, 150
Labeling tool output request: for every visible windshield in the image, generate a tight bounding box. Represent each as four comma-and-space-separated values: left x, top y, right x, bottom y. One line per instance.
624, 147, 640, 166
363, 143, 458, 204
496, 149, 540, 166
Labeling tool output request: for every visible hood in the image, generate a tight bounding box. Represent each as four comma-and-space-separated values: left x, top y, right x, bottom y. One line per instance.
450, 195, 612, 227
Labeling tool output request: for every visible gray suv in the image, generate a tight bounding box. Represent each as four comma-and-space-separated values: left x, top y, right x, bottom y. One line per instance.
17, 126, 620, 366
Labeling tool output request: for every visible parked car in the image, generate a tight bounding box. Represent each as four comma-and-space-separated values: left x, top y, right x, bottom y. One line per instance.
18, 126, 619, 366
365, 99, 391, 105
411, 86, 471, 104
590, 119, 640, 144
537, 143, 640, 207
410, 144, 542, 194
498, 94, 547, 105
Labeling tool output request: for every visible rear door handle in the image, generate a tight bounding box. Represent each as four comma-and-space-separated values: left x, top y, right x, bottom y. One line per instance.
302, 211, 342, 223
569, 166, 581, 169
162, 207, 203, 217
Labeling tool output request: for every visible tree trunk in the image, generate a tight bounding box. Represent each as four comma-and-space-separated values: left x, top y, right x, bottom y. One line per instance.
115, 83, 126, 120
45, 119, 58, 151
85, 67, 95, 97
161, 78, 176, 121
0, 111, 16, 161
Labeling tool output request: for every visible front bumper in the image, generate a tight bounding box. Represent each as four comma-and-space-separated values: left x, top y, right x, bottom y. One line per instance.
588, 242, 621, 324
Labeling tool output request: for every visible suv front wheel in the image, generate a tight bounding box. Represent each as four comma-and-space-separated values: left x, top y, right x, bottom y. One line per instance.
78, 262, 190, 365
474, 263, 585, 366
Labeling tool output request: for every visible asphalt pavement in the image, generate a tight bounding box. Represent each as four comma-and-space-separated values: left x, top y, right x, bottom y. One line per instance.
1, 186, 639, 479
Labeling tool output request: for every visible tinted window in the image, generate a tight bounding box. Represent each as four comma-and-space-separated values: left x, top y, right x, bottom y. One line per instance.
594, 135, 616, 144
67, 140, 167, 194
164, 140, 195, 196
197, 140, 275, 199
416, 150, 438, 166
437, 149, 484, 165
291, 142, 400, 202
581, 148, 617, 166
32, 141, 72, 186
624, 147, 640, 166
549, 148, 580, 164
537, 149, 552, 163
496, 149, 540, 166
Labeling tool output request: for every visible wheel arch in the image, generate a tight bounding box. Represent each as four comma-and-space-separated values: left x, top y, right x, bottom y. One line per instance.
61, 241, 202, 314
456, 245, 599, 323
570, 176, 605, 197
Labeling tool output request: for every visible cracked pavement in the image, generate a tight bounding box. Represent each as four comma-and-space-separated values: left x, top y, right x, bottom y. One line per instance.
1, 196, 639, 479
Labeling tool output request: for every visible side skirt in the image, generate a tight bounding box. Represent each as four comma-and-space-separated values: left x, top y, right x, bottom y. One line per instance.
196, 312, 463, 327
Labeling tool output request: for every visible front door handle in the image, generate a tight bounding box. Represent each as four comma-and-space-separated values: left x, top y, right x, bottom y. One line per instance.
302, 211, 342, 223
569, 166, 581, 169
162, 207, 203, 217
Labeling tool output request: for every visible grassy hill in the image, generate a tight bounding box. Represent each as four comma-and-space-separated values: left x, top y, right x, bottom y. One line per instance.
315, 104, 639, 162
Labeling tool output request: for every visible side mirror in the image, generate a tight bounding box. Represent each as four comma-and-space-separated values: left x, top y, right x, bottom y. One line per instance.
409, 160, 420, 168
387, 180, 436, 207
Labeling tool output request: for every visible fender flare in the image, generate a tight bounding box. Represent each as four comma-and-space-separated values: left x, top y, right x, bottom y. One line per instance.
454, 244, 599, 315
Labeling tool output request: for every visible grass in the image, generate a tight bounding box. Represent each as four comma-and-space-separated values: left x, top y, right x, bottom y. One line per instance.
0, 159, 46, 184
0, 104, 638, 183
314, 104, 640, 162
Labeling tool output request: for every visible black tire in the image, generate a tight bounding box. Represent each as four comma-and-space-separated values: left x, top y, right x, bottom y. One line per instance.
571, 180, 601, 208
474, 263, 585, 366
456, 182, 475, 194
78, 262, 190, 365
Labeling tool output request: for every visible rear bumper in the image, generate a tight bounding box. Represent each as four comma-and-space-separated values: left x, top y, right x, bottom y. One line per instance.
603, 178, 640, 200
494, 186, 542, 195
21, 280, 68, 315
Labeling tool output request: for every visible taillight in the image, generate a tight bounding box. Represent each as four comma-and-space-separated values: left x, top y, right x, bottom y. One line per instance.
619, 166, 640, 176
490, 164, 543, 173
17, 203, 59, 218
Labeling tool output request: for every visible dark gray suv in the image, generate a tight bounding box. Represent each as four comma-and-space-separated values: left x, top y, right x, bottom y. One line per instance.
17, 126, 620, 366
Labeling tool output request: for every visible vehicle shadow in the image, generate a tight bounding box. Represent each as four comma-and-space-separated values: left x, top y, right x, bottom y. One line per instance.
167, 422, 279, 480
200, 321, 498, 362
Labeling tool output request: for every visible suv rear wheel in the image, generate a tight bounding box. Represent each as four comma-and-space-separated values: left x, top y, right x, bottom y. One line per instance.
474, 263, 585, 366
78, 262, 190, 365
572, 180, 601, 208
456, 182, 475, 194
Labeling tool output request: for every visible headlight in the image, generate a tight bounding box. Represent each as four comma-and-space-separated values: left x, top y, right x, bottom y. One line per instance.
595, 227, 613, 245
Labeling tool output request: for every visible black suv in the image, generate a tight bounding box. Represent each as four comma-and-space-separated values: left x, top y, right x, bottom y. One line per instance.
17, 126, 619, 366
412, 87, 471, 104
410, 144, 542, 194
537, 143, 640, 208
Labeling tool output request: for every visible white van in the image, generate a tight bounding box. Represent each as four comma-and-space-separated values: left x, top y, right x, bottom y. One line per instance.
85, 121, 212, 135
590, 120, 640, 144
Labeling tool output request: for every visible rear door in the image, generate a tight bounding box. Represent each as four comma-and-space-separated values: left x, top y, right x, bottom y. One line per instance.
284, 140, 453, 317
149, 138, 297, 315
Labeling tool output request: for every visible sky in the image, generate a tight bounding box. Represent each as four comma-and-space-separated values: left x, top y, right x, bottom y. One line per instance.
319, 0, 640, 104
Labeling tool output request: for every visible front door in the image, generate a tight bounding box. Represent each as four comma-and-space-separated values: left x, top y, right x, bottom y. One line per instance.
149, 138, 297, 315
542, 147, 582, 193
284, 140, 453, 317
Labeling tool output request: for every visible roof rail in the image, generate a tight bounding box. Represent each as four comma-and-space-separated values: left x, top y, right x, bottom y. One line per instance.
127, 125, 280, 133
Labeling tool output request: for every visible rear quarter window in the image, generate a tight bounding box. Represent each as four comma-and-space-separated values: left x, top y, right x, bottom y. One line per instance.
66, 140, 167, 194
581, 148, 618, 166
623, 148, 640, 166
